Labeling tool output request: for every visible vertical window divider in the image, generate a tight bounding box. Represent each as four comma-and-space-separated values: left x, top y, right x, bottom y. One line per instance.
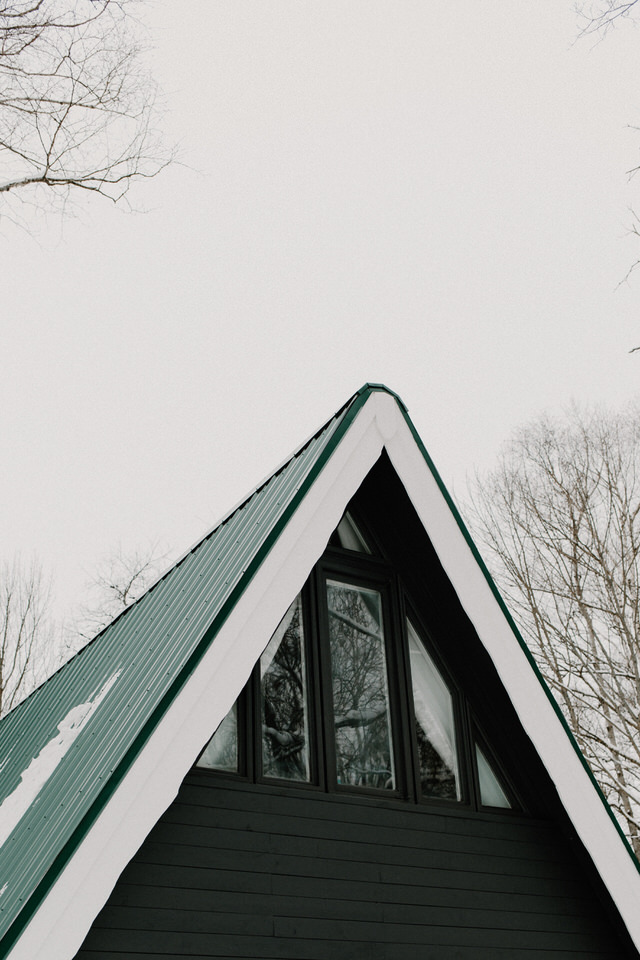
248, 662, 260, 783
385, 575, 413, 802
302, 575, 324, 791
458, 698, 478, 810
377, 573, 405, 798
314, 564, 340, 794
395, 586, 420, 805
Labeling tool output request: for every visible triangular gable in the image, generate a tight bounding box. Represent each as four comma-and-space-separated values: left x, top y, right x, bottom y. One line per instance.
1, 384, 639, 960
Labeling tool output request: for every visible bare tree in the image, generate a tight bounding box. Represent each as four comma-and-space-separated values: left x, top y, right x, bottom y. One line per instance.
74, 541, 166, 645
0, 556, 54, 716
0, 0, 169, 224
0, 544, 167, 714
468, 403, 640, 854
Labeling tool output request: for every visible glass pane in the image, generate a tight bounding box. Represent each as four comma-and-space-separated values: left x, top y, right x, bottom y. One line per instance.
335, 512, 371, 553
197, 703, 238, 772
327, 580, 395, 790
476, 743, 511, 808
261, 596, 310, 781
407, 620, 460, 801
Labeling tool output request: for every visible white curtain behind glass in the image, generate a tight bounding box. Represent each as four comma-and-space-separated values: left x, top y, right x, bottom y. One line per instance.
407, 620, 460, 797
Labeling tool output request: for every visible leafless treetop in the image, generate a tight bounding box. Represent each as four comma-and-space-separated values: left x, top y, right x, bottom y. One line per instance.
0, 0, 171, 224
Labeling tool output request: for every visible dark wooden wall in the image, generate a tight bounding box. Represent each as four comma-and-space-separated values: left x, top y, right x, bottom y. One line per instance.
75, 772, 636, 960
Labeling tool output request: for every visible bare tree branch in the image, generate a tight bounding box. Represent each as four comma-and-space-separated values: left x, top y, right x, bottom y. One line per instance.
73, 541, 167, 646
0, 0, 172, 225
576, 1, 640, 37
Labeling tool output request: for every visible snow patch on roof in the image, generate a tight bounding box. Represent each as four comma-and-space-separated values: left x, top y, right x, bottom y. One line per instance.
0, 672, 121, 850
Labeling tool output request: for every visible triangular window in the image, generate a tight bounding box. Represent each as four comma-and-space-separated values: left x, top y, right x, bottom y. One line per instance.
475, 741, 512, 809
260, 595, 311, 782
329, 511, 372, 553
197, 702, 237, 773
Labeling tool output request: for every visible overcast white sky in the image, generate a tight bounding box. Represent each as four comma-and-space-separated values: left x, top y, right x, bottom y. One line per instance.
2, 1, 640, 625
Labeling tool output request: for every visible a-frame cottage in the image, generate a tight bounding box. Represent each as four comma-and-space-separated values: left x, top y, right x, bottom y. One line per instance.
1, 384, 640, 960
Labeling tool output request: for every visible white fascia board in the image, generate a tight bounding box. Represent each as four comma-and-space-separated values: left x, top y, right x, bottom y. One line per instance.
382, 409, 640, 952
8, 393, 388, 960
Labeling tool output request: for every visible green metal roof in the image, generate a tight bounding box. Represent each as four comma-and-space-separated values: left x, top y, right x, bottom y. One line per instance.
0, 384, 391, 956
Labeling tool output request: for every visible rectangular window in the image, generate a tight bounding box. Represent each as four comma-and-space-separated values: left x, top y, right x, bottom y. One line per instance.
327, 580, 395, 790
260, 596, 311, 781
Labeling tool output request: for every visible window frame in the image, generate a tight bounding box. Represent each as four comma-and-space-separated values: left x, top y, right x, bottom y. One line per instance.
252, 581, 323, 792
471, 721, 522, 814
402, 597, 470, 809
195, 533, 526, 817
315, 557, 407, 800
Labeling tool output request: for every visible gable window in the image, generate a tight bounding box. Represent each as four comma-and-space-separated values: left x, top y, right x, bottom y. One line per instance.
327, 580, 395, 790
329, 511, 372, 553
197, 513, 517, 813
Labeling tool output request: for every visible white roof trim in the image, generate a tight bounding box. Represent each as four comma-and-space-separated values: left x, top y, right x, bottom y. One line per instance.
9, 390, 640, 958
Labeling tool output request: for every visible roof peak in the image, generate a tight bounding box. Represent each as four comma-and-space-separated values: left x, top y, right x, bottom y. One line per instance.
354, 383, 409, 413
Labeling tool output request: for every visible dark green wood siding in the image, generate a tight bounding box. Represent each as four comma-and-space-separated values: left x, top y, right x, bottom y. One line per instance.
75, 774, 636, 959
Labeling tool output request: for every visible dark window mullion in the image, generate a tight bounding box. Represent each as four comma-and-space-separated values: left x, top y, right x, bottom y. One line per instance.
380, 575, 412, 801
393, 585, 420, 804
301, 576, 324, 789
314, 565, 341, 793
457, 698, 477, 809
248, 664, 261, 782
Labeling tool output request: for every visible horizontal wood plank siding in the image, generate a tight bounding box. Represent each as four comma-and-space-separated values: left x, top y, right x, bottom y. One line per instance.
75, 776, 637, 959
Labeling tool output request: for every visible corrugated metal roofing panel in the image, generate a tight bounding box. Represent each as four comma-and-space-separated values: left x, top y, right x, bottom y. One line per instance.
0, 385, 378, 954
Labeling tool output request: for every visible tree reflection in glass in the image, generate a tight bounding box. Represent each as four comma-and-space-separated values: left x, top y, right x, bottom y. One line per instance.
260, 595, 310, 781
327, 581, 395, 790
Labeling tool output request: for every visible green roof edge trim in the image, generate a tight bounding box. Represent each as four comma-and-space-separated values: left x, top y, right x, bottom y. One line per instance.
394, 402, 640, 877
354, 382, 410, 413
0, 385, 373, 959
